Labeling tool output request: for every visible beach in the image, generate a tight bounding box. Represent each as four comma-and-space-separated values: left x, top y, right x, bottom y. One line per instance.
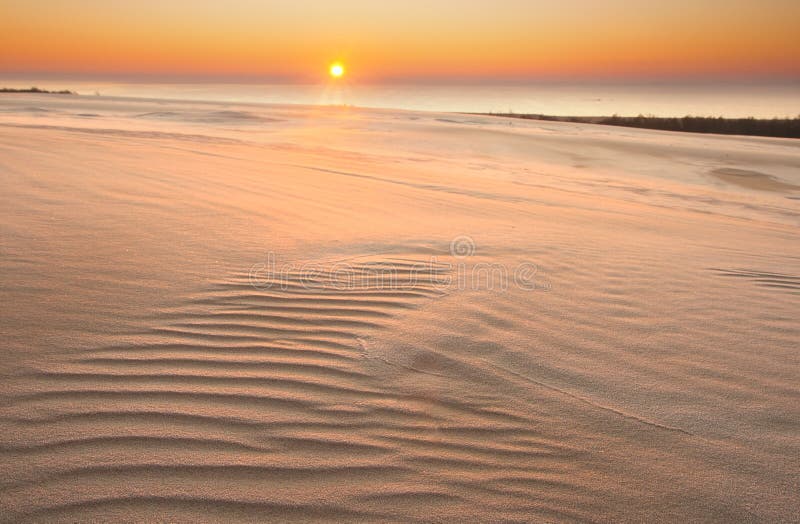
1, 93, 799, 522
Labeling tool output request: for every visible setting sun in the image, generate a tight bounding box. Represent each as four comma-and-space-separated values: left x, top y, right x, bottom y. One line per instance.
329, 63, 345, 78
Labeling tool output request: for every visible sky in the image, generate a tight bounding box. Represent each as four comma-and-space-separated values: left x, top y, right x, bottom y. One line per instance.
2, 0, 799, 83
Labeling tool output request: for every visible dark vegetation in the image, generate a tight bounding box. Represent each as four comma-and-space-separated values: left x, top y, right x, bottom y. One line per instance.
481, 113, 800, 139
1, 87, 75, 95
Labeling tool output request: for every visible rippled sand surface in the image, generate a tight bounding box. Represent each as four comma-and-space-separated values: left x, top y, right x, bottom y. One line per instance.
1, 94, 799, 522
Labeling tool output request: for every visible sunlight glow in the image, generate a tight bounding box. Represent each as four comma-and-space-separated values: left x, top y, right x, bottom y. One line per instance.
329, 63, 345, 78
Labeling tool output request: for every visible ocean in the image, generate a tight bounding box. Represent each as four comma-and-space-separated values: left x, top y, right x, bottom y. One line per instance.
1, 78, 798, 118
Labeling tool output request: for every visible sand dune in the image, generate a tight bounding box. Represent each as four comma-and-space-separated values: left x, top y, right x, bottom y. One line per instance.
1, 93, 799, 522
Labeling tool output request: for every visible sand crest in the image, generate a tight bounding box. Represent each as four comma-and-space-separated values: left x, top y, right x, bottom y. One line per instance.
1, 94, 799, 522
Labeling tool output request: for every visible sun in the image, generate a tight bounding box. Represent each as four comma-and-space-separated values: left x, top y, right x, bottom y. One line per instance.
329, 62, 345, 78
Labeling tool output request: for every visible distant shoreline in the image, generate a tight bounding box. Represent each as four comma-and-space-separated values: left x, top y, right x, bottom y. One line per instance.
476, 113, 800, 139
2, 87, 796, 139
1, 87, 75, 95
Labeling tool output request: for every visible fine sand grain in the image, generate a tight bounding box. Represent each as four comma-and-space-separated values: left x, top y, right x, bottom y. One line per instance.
1, 94, 799, 522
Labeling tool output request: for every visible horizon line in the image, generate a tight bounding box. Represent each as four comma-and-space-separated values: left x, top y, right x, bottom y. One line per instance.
2, 71, 799, 86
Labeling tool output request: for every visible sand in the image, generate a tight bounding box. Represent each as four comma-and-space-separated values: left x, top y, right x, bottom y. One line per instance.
1, 93, 799, 522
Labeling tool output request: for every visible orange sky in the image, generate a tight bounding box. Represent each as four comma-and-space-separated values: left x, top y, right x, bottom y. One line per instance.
2, 1, 799, 82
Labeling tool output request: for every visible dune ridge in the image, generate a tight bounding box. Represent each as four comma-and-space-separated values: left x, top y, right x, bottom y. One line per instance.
1, 94, 799, 522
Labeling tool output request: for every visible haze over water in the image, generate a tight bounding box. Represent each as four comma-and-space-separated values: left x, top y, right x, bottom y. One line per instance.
3, 78, 798, 118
